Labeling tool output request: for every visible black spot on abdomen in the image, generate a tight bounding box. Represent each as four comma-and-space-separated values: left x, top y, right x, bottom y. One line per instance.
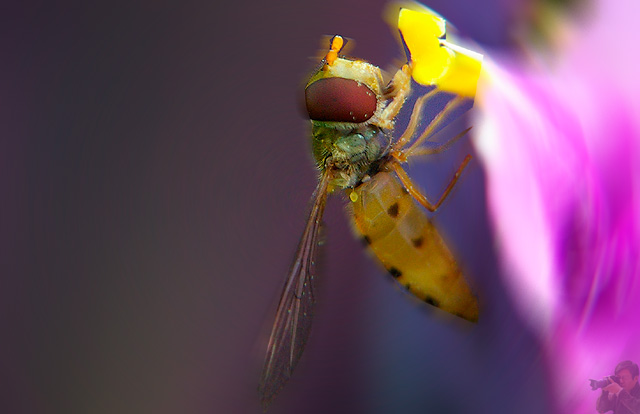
425, 295, 440, 308
387, 202, 399, 218
412, 236, 424, 248
388, 267, 402, 278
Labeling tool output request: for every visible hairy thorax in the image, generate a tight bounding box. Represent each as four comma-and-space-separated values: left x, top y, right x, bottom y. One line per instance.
310, 123, 393, 189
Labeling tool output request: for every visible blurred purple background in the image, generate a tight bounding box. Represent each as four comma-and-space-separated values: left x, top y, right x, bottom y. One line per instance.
1, 1, 553, 413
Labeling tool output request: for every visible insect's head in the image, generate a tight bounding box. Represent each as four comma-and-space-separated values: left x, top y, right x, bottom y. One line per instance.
304, 36, 385, 126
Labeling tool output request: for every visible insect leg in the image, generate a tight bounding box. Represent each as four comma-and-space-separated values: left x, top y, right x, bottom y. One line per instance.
377, 64, 412, 129
393, 95, 466, 162
393, 88, 439, 151
404, 127, 472, 158
389, 155, 471, 212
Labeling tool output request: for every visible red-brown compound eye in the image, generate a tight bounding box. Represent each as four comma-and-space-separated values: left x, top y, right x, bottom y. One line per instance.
305, 77, 377, 123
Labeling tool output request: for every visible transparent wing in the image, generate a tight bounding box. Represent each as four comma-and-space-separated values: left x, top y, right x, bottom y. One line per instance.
258, 172, 331, 408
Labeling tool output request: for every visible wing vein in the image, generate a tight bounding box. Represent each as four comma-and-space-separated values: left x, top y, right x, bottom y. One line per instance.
259, 171, 331, 408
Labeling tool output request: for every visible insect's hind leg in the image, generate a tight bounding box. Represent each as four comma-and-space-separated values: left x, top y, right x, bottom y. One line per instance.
389, 155, 472, 212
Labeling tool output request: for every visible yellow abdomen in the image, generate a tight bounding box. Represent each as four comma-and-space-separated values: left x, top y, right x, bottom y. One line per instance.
349, 171, 478, 321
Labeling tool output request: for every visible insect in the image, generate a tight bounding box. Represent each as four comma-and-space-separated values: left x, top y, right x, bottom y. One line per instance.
259, 5, 483, 408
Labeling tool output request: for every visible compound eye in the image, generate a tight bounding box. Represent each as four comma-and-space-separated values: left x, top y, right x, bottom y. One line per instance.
305, 78, 377, 123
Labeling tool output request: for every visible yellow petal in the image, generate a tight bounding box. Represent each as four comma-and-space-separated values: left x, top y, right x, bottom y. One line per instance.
398, 8, 450, 83
437, 40, 483, 96
398, 6, 482, 97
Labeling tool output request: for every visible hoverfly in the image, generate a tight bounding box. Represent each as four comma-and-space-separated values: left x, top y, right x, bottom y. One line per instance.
259, 5, 483, 408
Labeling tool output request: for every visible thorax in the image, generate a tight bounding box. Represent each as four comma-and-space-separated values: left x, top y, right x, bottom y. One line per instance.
310, 122, 392, 189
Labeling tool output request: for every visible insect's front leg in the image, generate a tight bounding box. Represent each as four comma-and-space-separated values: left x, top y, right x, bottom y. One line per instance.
377, 64, 412, 129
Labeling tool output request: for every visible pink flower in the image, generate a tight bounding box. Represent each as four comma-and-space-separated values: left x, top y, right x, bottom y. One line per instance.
473, 0, 640, 412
